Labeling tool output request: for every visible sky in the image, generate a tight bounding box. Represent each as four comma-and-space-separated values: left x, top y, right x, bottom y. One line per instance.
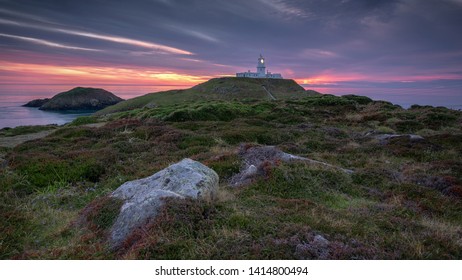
1, 0, 462, 106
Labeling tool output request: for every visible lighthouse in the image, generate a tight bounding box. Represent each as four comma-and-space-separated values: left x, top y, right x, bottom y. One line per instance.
256, 54, 266, 77
236, 54, 283, 79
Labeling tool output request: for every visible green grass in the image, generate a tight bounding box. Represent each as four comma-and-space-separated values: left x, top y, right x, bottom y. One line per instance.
1, 91, 461, 259
164, 102, 254, 122
69, 116, 99, 126
341, 94, 373, 105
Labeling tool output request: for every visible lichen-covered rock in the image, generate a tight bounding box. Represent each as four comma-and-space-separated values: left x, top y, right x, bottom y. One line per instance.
364, 131, 424, 143
109, 158, 219, 248
374, 133, 424, 142
230, 145, 353, 187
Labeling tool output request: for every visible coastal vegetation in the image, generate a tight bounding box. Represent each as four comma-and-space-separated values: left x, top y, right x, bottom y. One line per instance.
1, 79, 461, 259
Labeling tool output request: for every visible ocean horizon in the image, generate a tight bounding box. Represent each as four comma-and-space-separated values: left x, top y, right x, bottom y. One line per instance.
0, 83, 461, 129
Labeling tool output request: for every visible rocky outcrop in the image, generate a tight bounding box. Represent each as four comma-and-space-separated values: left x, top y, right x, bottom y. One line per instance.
22, 98, 50, 107
24, 87, 123, 111
230, 145, 353, 187
364, 131, 424, 143
295, 234, 331, 259
374, 133, 424, 142
108, 158, 219, 248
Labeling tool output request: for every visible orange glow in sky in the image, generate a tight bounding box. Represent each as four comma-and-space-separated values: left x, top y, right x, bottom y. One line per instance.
0, 61, 211, 86
296, 73, 368, 85
296, 72, 462, 85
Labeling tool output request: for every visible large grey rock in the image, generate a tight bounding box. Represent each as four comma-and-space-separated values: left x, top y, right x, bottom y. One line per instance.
109, 158, 219, 248
364, 131, 424, 143
230, 145, 353, 187
374, 133, 424, 142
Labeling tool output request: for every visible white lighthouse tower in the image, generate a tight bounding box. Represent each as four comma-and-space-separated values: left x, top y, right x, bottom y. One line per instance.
256, 54, 266, 77
236, 54, 283, 79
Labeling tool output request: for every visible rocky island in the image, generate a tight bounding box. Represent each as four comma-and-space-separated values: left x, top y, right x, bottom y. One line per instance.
23, 87, 123, 111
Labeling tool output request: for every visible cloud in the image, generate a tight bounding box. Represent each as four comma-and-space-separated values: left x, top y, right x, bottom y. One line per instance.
181, 29, 220, 43
257, 0, 311, 19
300, 49, 340, 59
449, 0, 462, 4
0, 0, 461, 106
54, 28, 193, 55
163, 24, 220, 43
0, 18, 193, 55
0, 7, 54, 23
153, 0, 174, 5
0, 33, 100, 51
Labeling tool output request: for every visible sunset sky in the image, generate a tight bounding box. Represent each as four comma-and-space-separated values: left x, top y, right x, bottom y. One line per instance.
1, 0, 462, 105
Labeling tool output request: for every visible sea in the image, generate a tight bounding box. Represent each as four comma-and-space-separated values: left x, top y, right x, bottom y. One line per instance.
0, 84, 461, 129
0, 85, 188, 129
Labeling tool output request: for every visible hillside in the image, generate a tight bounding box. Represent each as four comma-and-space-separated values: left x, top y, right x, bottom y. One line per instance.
27, 87, 124, 111
1, 91, 461, 260
96, 77, 318, 115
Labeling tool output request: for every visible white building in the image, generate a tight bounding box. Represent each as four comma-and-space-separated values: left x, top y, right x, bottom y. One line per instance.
236, 54, 283, 79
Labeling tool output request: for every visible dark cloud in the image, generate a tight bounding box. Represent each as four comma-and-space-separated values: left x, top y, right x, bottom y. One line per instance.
0, 0, 462, 85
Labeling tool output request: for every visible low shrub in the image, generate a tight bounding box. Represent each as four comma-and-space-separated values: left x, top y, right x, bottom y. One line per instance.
302, 95, 357, 107
342, 95, 373, 105
164, 102, 253, 122
394, 120, 425, 133
70, 116, 98, 126
82, 196, 124, 232
423, 113, 457, 129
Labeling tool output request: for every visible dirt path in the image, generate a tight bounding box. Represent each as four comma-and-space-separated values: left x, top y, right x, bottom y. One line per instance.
262, 85, 277, 100
0, 130, 57, 148
83, 122, 106, 128
0, 122, 107, 149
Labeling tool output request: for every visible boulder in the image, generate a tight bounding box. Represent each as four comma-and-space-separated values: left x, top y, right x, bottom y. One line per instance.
230, 145, 353, 187
374, 133, 424, 142
109, 158, 219, 248
295, 234, 332, 259
364, 131, 424, 143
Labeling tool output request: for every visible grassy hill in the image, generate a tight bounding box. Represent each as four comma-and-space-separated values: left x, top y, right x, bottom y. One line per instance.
96, 77, 317, 115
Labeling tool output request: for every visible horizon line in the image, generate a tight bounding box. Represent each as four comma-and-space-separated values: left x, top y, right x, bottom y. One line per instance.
0, 83, 194, 86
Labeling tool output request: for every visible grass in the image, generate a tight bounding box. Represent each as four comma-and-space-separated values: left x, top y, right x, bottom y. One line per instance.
82, 196, 124, 232
69, 116, 99, 126
1, 92, 461, 259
